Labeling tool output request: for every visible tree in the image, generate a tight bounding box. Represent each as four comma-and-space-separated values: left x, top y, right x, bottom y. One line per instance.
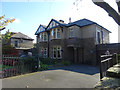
0, 15, 15, 31
2, 30, 12, 45
92, 0, 120, 26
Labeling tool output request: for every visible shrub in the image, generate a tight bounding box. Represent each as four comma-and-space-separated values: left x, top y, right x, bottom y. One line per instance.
38, 62, 48, 71
60, 61, 71, 66
41, 58, 58, 65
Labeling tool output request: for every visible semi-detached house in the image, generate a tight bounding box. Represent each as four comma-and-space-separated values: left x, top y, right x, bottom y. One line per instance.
35, 18, 111, 65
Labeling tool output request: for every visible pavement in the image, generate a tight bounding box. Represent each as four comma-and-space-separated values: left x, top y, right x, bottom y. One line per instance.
2, 64, 100, 88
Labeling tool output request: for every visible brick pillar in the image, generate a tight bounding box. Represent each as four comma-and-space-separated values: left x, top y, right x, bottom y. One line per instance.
74, 47, 77, 64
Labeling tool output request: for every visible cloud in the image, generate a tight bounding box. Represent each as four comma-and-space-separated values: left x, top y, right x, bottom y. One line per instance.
14, 18, 21, 24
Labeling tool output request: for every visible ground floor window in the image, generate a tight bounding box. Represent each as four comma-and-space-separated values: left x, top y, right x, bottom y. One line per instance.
43, 48, 47, 58
53, 46, 62, 59
40, 48, 47, 58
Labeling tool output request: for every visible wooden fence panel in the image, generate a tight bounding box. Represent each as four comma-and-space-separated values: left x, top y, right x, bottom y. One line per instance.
100, 53, 117, 80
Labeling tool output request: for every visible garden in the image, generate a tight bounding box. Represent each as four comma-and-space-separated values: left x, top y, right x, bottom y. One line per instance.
38, 58, 71, 71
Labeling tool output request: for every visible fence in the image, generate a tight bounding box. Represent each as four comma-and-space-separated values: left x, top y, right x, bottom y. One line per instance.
99, 53, 118, 80
0, 55, 38, 78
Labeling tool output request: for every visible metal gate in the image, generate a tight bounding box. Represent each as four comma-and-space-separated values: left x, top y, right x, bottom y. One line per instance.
1, 55, 38, 78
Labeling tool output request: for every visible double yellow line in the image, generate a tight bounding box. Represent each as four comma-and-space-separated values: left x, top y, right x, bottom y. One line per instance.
3, 72, 40, 80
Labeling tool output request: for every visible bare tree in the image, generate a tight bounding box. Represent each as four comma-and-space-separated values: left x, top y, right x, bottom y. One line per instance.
92, 0, 120, 25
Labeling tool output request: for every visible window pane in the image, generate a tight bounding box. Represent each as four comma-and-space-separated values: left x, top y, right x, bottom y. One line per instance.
57, 46, 61, 58
44, 33, 47, 41
53, 47, 56, 58
57, 29, 61, 39
53, 29, 56, 39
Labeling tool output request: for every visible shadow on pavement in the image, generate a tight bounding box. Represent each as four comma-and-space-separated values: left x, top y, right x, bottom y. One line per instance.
47, 64, 100, 75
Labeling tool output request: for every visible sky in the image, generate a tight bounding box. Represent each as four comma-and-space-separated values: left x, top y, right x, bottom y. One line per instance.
0, 0, 119, 43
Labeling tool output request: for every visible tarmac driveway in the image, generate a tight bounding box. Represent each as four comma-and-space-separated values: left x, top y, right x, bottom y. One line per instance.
2, 64, 100, 88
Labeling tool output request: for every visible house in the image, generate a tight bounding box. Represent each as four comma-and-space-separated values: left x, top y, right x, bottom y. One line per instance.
35, 18, 111, 65
6, 32, 34, 55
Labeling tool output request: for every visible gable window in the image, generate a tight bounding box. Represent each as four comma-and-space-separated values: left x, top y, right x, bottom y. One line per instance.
43, 48, 47, 58
69, 28, 74, 37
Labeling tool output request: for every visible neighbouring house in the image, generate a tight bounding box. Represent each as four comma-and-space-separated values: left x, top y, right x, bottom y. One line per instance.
35, 18, 111, 65
3, 31, 34, 55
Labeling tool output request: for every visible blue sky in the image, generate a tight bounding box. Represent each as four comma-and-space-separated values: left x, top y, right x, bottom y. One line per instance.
1, 0, 118, 43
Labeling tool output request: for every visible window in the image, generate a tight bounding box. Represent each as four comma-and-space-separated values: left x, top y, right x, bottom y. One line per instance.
53, 29, 56, 39
69, 28, 74, 37
41, 33, 43, 41
57, 46, 61, 58
19, 39, 23, 43
43, 48, 47, 58
53, 47, 57, 58
39, 34, 41, 42
44, 33, 47, 41
51, 28, 61, 39
57, 29, 61, 39
53, 46, 62, 59
14, 41, 18, 47
97, 32, 100, 44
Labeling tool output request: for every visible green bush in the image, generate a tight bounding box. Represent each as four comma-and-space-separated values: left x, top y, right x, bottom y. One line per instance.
60, 61, 71, 66
41, 58, 58, 65
38, 62, 48, 71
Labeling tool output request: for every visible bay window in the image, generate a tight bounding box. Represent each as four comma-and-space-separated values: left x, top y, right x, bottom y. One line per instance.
53, 46, 62, 59
51, 28, 61, 39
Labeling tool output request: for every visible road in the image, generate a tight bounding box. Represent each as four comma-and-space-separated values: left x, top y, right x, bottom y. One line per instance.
2, 64, 100, 88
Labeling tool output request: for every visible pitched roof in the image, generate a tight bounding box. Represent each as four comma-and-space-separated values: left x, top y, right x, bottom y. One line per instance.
46, 19, 67, 30
66, 19, 96, 27
66, 18, 111, 33
11, 32, 33, 40
35, 24, 46, 35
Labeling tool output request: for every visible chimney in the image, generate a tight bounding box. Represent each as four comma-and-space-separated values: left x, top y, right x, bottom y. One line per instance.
8, 29, 9, 32
59, 20, 64, 23
69, 17, 71, 23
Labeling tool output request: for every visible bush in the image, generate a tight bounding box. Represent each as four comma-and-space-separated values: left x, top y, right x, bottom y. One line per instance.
38, 62, 48, 71
41, 58, 58, 65
60, 61, 71, 66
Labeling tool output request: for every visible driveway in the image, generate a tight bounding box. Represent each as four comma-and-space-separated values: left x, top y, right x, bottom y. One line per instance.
2, 64, 100, 88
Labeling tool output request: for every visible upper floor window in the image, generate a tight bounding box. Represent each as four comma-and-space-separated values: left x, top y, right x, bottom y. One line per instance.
39, 32, 47, 42
53, 29, 56, 39
69, 28, 74, 37
57, 29, 61, 39
51, 28, 61, 39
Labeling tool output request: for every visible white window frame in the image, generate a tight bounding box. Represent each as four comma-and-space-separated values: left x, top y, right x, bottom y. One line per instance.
56, 28, 61, 39
53, 46, 62, 59
57, 46, 62, 59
